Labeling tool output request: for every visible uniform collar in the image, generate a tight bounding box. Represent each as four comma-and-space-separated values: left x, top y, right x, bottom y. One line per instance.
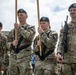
21, 23, 28, 28
45, 29, 51, 34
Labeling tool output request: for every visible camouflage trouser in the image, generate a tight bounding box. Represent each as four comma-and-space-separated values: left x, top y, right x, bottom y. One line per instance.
57, 63, 62, 75
0, 57, 2, 75
7, 55, 32, 75
7, 54, 19, 75
0, 56, 8, 75
16, 60, 31, 75
34, 59, 58, 75
61, 64, 76, 75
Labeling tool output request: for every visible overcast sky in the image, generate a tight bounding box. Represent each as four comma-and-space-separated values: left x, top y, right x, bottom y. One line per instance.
0, 0, 76, 34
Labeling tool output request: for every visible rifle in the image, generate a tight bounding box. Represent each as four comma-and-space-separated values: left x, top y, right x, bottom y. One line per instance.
61, 16, 68, 58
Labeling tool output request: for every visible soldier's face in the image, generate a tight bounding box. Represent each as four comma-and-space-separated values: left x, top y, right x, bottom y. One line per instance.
69, 8, 76, 18
18, 13, 28, 23
40, 21, 50, 31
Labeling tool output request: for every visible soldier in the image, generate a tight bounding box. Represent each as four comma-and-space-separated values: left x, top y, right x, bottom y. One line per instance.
29, 50, 36, 75
57, 3, 76, 75
33, 16, 58, 75
0, 22, 8, 75
7, 9, 35, 75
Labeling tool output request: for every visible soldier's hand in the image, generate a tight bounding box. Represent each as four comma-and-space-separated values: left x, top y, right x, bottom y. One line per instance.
37, 40, 42, 47
14, 23, 20, 29
1, 66, 6, 71
57, 53, 64, 63
38, 27, 44, 34
12, 40, 18, 46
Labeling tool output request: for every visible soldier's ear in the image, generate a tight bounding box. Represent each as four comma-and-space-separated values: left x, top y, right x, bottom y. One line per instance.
26, 14, 28, 19
48, 22, 51, 28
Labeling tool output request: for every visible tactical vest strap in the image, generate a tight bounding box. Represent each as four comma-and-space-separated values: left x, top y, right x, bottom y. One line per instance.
14, 43, 31, 53
19, 43, 31, 50
35, 49, 54, 61
45, 49, 54, 57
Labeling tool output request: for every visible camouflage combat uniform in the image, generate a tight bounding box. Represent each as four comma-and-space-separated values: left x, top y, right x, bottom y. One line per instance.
33, 29, 58, 75
57, 22, 76, 75
7, 24, 35, 75
0, 33, 9, 75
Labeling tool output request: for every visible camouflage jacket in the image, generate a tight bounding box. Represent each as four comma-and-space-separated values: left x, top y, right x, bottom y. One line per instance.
57, 22, 76, 63
7, 23, 35, 58
33, 29, 58, 60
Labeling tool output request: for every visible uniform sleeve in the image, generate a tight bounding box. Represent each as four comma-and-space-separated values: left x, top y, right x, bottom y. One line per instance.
40, 31, 58, 49
1, 33, 8, 51
1, 34, 9, 67
33, 36, 39, 53
7, 29, 14, 50
7, 29, 14, 42
1, 33, 7, 42
19, 25, 35, 41
57, 29, 63, 53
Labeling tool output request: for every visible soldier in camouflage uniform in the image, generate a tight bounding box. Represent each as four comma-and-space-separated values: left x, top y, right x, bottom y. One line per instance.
33, 17, 58, 75
57, 3, 76, 75
7, 9, 35, 75
0, 22, 9, 75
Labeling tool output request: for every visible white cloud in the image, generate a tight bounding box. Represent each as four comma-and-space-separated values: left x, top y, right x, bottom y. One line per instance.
0, 0, 76, 53
0, 0, 76, 34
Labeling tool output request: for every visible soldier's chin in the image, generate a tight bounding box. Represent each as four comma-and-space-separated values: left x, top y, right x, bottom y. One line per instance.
19, 19, 23, 22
